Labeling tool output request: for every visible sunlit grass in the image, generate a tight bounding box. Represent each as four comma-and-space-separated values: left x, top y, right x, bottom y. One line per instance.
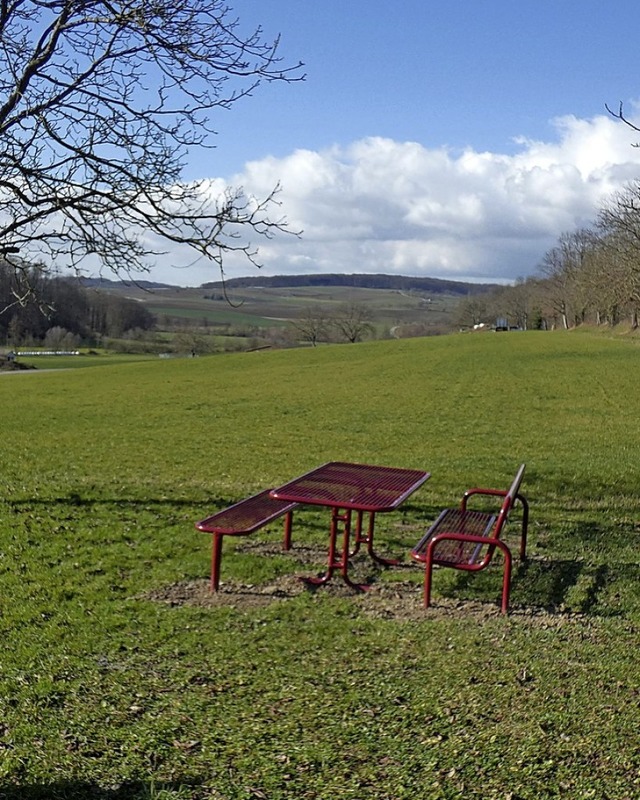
1, 330, 640, 798
14, 352, 158, 370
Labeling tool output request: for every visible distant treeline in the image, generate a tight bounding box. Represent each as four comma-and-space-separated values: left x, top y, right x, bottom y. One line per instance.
1, 263, 154, 345
202, 273, 497, 296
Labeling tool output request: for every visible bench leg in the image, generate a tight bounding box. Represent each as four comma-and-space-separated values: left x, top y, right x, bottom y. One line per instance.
516, 493, 529, 561
282, 510, 293, 551
424, 546, 435, 609
495, 539, 513, 614
500, 550, 513, 614
423, 539, 513, 613
210, 533, 224, 592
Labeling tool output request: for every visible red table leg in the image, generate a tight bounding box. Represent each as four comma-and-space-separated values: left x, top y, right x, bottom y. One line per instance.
365, 512, 399, 566
301, 507, 371, 591
301, 506, 342, 586
350, 511, 398, 566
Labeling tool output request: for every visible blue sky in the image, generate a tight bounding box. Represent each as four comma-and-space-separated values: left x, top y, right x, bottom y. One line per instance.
154, 1, 640, 286
210, 0, 639, 170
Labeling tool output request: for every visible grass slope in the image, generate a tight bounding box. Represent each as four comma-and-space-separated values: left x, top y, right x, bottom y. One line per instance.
1, 331, 640, 799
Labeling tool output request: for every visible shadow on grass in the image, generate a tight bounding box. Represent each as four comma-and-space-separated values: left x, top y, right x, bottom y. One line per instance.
512, 557, 587, 609
440, 555, 633, 616
0, 778, 202, 800
7, 494, 227, 509
7, 495, 442, 526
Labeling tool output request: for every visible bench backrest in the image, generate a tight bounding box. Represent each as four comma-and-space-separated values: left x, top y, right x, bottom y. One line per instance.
468, 463, 526, 571
493, 462, 526, 539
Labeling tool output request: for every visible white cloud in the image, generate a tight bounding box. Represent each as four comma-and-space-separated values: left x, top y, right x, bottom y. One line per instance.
149, 112, 640, 286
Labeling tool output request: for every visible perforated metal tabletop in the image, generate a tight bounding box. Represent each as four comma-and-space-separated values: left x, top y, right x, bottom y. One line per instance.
270, 461, 430, 512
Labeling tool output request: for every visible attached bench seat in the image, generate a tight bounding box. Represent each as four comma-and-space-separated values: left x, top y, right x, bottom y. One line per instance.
411, 463, 528, 613
195, 489, 299, 591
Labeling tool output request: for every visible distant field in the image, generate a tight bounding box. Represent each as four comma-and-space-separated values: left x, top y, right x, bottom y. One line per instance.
146, 304, 291, 329
109, 282, 461, 335
1, 330, 640, 798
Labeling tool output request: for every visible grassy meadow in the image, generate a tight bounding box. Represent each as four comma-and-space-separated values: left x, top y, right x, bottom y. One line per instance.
1, 330, 640, 799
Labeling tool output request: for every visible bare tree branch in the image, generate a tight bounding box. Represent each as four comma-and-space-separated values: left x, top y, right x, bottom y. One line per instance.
0, 0, 304, 299
605, 101, 640, 144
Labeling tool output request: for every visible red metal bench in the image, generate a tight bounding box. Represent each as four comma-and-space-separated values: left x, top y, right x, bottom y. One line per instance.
195, 490, 298, 591
410, 463, 528, 613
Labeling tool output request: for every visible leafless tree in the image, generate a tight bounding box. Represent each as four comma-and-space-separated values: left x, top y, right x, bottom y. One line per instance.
0, 1, 302, 304
576, 234, 625, 326
332, 301, 374, 343
539, 229, 596, 329
454, 294, 487, 329
484, 278, 534, 330
598, 182, 640, 328
292, 306, 329, 347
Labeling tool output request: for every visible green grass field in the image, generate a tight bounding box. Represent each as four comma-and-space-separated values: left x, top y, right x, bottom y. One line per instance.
1, 330, 640, 799
13, 353, 159, 370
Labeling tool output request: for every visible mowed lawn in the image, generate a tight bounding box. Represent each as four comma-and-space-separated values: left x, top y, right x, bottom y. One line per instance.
1, 330, 640, 799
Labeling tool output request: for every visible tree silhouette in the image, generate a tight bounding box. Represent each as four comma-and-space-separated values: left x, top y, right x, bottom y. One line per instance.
0, 1, 303, 302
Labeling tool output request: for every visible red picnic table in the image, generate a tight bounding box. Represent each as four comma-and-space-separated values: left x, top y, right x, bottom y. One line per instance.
270, 461, 430, 590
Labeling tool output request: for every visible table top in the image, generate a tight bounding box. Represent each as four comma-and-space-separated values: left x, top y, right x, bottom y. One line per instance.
270, 461, 430, 512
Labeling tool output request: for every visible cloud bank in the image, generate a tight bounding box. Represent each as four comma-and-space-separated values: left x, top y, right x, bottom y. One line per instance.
162, 112, 640, 286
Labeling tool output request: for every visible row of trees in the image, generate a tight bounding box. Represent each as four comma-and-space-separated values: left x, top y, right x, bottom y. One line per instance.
0, 263, 154, 345
457, 179, 640, 331
205, 273, 491, 295
292, 302, 375, 346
